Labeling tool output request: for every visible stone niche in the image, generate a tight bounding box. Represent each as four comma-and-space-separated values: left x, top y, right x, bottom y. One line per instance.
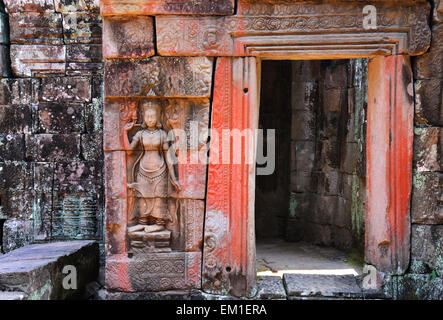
103, 56, 212, 291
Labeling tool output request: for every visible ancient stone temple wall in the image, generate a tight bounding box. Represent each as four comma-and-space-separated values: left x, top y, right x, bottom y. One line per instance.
0, 0, 440, 299
0, 0, 104, 253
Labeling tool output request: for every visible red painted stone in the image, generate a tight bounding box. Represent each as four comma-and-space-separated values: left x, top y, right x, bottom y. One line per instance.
100, 0, 234, 16
103, 16, 154, 58
202, 57, 258, 297
366, 55, 414, 274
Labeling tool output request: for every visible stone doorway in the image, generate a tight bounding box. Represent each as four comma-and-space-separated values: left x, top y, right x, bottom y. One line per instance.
255, 59, 368, 298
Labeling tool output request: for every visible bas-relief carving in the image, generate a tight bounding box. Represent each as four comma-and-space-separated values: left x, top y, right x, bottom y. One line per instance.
111, 98, 208, 256
156, 1, 431, 57
104, 57, 213, 98
100, 0, 234, 16
123, 100, 181, 254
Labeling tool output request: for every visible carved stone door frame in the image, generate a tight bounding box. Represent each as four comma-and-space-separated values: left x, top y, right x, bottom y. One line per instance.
202, 53, 415, 298
200, 0, 428, 294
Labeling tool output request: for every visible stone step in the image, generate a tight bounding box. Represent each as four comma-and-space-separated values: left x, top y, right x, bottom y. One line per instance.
283, 274, 366, 299
0, 241, 99, 300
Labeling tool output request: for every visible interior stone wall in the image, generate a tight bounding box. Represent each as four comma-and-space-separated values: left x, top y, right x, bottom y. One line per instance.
282, 59, 367, 253
0, 0, 104, 255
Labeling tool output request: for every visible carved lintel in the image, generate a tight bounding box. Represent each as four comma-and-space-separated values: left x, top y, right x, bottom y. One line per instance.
100, 0, 235, 16
157, 1, 431, 57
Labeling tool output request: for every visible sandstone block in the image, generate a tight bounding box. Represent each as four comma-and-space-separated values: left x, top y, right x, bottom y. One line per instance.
0, 241, 99, 299
0, 105, 31, 133
413, 127, 440, 172
0, 79, 33, 105
105, 252, 201, 292
0, 161, 32, 191
104, 57, 213, 98
36, 76, 92, 102
33, 102, 85, 134
0, 134, 25, 161
11, 44, 66, 77
414, 79, 443, 127
81, 133, 103, 161
100, 0, 234, 16
413, 24, 443, 80
104, 98, 209, 151
4, 0, 55, 13
103, 16, 154, 58
1, 219, 33, 253
411, 225, 443, 276
411, 172, 443, 224
9, 12, 63, 44
55, 0, 99, 12
25, 134, 81, 162
62, 12, 101, 44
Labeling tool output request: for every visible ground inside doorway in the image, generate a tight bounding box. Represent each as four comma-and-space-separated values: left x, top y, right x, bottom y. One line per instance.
255, 239, 384, 300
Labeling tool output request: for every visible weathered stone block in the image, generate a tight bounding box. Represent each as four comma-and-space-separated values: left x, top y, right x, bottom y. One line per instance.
413, 127, 440, 172
291, 81, 318, 112
104, 57, 213, 98
33, 162, 54, 193
52, 192, 101, 240
342, 142, 359, 174
411, 225, 443, 276
291, 110, 315, 141
66, 44, 102, 75
0, 241, 99, 299
0, 79, 33, 105
411, 172, 443, 224
32, 191, 53, 241
0, 12, 10, 45
291, 141, 315, 173
9, 13, 63, 44
10, 44, 66, 77
313, 170, 341, 196
0, 105, 31, 133
55, 0, 99, 12
388, 274, 443, 300
414, 23, 443, 80
81, 133, 103, 161
0, 45, 11, 78
103, 16, 154, 58
0, 134, 25, 161
25, 134, 81, 162
100, 0, 234, 16
331, 226, 353, 250
105, 252, 201, 292
62, 13, 102, 44
290, 171, 312, 193
2, 219, 33, 253
85, 98, 103, 133
4, 0, 55, 13
1, 190, 33, 220
33, 102, 85, 134
104, 98, 209, 152
334, 197, 352, 229
283, 274, 362, 299
36, 76, 91, 102
309, 195, 336, 225
0, 162, 32, 191
414, 79, 443, 127
53, 161, 103, 193
255, 276, 286, 300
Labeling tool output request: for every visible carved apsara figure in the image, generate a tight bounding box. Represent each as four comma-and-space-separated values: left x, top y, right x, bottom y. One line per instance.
124, 101, 181, 249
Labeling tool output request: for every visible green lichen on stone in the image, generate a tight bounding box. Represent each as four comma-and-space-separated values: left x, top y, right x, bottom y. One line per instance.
28, 281, 52, 300
351, 175, 365, 242
413, 172, 426, 191
288, 193, 298, 219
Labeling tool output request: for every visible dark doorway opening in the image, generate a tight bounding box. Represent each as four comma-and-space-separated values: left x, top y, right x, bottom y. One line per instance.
255, 59, 368, 279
